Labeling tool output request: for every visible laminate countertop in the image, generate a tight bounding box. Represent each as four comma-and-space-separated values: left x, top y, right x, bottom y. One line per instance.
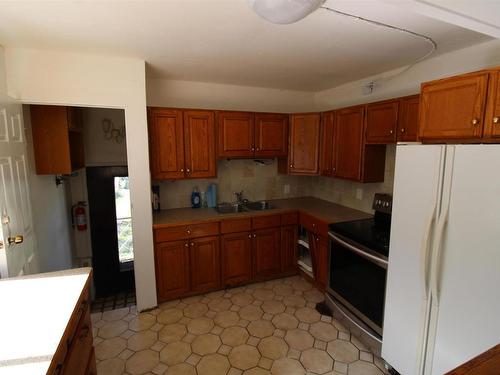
153, 196, 372, 228
0, 268, 92, 374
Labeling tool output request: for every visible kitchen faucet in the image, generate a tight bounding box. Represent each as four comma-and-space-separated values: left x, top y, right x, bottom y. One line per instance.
233, 191, 245, 204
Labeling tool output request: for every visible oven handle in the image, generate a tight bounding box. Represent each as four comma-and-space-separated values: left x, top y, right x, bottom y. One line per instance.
329, 233, 388, 267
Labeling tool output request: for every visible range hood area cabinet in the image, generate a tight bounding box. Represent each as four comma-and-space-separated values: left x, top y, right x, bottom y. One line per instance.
148, 108, 217, 180
419, 67, 500, 142
217, 111, 288, 158
30, 105, 85, 175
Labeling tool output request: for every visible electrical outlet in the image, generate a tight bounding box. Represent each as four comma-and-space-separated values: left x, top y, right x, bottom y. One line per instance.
284, 184, 290, 194
356, 188, 363, 200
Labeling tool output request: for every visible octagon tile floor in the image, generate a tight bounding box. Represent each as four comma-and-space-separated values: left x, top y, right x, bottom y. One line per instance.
92, 276, 389, 375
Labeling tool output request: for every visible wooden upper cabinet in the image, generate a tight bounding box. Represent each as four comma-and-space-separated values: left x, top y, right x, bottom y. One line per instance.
30, 105, 85, 175
334, 106, 364, 181
149, 108, 185, 180
184, 110, 216, 178
365, 100, 399, 144
484, 70, 500, 139
287, 113, 320, 175
217, 111, 255, 158
320, 111, 335, 176
254, 113, 288, 157
148, 108, 216, 180
419, 72, 489, 140
189, 236, 220, 293
397, 95, 420, 142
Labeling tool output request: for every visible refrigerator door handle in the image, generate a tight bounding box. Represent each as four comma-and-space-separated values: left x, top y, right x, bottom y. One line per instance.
421, 205, 437, 299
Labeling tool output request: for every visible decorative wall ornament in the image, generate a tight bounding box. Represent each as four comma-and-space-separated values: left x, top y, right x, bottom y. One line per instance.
102, 118, 125, 143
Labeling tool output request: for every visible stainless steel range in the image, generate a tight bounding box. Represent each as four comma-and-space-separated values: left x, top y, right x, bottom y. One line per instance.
326, 193, 392, 356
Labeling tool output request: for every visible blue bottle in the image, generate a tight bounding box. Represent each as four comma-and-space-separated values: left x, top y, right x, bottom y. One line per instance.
191, 187, 201, 209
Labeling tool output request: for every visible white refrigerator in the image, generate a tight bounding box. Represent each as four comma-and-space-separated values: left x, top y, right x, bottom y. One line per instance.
382, 144, 500, 375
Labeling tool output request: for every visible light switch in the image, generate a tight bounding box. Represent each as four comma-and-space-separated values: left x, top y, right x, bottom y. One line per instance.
284, 184, 290, 194
356, 188, 363, 200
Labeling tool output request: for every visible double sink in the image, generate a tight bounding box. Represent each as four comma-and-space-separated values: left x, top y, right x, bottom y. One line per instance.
216, 200, 275, 214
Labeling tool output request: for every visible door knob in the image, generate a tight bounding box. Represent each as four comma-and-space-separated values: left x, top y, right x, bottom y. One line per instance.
471, 118, 480, 126
8, 235, 23, 245
493, 117, 499, 124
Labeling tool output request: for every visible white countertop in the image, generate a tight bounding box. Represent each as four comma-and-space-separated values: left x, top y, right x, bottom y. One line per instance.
0, 268, 92, 374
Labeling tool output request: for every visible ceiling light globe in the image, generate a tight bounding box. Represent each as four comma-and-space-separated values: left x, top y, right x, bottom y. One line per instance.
247, 0, 325, 24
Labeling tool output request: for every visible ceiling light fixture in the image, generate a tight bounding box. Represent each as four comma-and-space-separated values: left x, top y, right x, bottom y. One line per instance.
247, 0, 325, 24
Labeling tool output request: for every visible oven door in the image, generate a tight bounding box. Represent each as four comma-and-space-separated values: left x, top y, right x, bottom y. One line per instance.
327, 232, 388, 337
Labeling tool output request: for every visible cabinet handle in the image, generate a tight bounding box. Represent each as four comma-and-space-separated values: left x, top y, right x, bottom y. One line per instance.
389, 129, 394, 134
493, 117, 499, 124
180, 168, 184, 172
253, 234, 257, 238
248, 234, 251, 238
289, 164, 293, 168
251, 147, 255, 151
186, 168, 191, 173
312, 223, 316, 228
471, 118, 480, 126
256, 148, 260, 151
187, 230, 191, 235
191, 242, 194, 247
185, 243, 189, 247
400, 128, 406, 133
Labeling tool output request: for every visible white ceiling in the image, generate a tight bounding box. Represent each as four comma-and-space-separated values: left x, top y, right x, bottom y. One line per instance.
0, 0, 492, 91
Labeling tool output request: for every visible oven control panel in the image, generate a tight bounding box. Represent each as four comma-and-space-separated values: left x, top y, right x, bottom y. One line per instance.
372, 193, 392, 214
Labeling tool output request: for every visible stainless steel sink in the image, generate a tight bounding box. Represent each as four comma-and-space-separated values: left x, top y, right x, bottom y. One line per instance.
244, 201, 275, 211
216, 203, 248, 214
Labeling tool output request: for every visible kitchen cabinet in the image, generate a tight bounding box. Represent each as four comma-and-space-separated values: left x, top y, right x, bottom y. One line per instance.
217, 111, 255, 158
397, 95, 420, 142
419, 72, 489, 140
365, 100, 399, 144
281, 113, 320, 175
30, 105, 85, 175
253, 227, 282, 279
281, 225, 298, 274
310, 234, 329, 289
183, 110, 216, 178
484, 70, 500, 139
155, 240, 191, 301
334, 106, 365, 180
320, 111, 335, 176
149, 108, 216, 179
217, 111, 288, 158
190, 236, 220, 293
221, 231, 252, 287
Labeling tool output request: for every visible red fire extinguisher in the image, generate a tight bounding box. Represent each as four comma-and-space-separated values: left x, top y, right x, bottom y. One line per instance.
73, 202, 87, 231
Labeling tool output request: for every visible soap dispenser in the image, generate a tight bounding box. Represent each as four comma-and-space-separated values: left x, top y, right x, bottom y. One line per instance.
191, 186, 201, 209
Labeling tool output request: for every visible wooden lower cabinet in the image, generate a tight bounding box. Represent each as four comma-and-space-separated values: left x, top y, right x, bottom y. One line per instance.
155, 240, 190, 301
190, 236, 221, 293
281, 225, 298, 274
221, 232, 253, 287
253, 228, 282, 279
309, 233, 329, 289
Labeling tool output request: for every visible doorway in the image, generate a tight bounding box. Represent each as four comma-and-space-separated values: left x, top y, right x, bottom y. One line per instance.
86, 166, 135, 298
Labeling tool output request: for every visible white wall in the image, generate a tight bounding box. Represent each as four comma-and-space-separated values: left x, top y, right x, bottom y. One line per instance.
315, 39, 500, 110
83, 108, 128, 166
23, 106, 75, 272
147, 78, 316, 113
4, 48, 156, 311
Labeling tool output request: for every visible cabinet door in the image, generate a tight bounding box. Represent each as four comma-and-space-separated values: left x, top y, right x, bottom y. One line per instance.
419, 73, 488, 140
254, 113, 288, 157
281, 225, 298, 274
334, 106, 364, 180
397, 95, 420, 142
365, 100, 398, 144
221, 232, 253, 287
288, 113, 320, 175
484, 71, 500, 138
315, 236, 329, 289
155, 240, 190, 301
320, 111, 335, 176
253, 228, 281, 279
184, 110, 217, 178
148, 108, 185, 180
190, 236, 221, 293
217, 111, 255, 157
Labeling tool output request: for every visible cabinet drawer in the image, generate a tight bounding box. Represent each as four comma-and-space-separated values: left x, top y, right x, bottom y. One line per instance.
63, 307, 93, 375
221, 218, 251, 234
281, 212, 298, 226
252, 215, 281, 229
155, 222, 220, 242
300, 212, 329, 236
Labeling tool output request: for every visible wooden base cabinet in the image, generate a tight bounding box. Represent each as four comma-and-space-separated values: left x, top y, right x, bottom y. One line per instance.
190, 236, 221, 293
253, 227, 282, 279
221, 232, 253, 287
310, 234, 329, 289
281, 225, 298, 274
155, 240, 191, 301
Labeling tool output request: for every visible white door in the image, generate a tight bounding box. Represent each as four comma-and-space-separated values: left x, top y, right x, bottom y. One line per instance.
428, 145, 500, 374
0, 92, 36, 278
382, 144, 445, 375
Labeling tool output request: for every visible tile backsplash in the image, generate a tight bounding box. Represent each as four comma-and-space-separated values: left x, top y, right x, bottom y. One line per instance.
154, 145, 395, 214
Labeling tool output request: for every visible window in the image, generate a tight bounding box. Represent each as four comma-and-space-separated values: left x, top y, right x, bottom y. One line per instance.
114, 177, 133, 264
